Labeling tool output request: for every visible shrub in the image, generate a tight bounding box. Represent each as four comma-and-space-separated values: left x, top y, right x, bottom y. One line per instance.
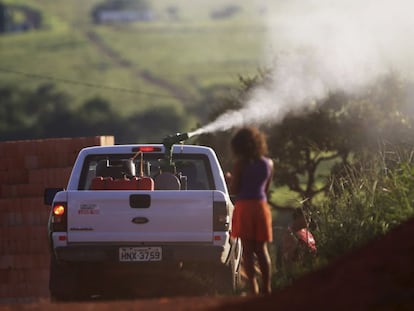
273, 145, 414, 289
313, 145, 414, 261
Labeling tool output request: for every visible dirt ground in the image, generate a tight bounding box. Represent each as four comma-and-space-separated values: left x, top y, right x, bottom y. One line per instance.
1, 216, 414, 311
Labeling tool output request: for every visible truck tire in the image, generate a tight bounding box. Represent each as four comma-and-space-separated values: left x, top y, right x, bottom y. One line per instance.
212, 262, 240, 295
209, 237, 243, 295
49, 256, 79, 301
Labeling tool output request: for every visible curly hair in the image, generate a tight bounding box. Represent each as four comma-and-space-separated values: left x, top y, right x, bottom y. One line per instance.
231, 126, 268, 160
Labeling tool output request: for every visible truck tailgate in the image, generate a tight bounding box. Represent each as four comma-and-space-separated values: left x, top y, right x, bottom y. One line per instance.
66, 190, 214, 243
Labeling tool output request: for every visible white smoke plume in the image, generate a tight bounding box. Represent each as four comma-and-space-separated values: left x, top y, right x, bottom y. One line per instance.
193, 0, 414, 136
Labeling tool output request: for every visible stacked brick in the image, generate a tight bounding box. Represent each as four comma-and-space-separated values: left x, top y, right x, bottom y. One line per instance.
0, 136, 114, 303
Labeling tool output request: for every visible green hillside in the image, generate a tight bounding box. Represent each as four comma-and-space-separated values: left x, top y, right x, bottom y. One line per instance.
0, 0, 268, 130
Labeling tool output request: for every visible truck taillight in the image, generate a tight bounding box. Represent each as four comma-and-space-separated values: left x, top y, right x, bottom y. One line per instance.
53, 204, 65, 216
51, 202, 67, 232
213, 201, 229, 231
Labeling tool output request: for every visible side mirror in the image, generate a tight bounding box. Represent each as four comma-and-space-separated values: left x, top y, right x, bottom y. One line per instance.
44, 188, 64, 205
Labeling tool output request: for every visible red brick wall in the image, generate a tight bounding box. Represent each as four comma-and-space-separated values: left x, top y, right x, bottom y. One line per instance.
0, 136, 114, 303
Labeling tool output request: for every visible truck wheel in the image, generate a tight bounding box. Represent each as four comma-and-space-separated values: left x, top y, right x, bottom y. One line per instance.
209, 238, 243, 295
49, 256, 79, 301
212, 262, 241, 295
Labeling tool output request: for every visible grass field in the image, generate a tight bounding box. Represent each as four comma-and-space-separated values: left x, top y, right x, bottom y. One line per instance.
0, 0, 270, 127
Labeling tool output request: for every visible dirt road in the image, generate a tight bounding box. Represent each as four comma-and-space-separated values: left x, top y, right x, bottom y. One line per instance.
2, 216, 414, 310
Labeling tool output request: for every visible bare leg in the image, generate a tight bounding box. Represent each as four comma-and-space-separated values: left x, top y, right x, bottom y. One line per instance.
242, 240, 259, 294
255, 241, 272, 294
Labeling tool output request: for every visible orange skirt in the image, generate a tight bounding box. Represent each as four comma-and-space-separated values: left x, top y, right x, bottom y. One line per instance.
231, 199, 273, 242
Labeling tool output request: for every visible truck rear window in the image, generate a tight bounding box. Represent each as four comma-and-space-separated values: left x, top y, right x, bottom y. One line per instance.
78, 153, 215, 191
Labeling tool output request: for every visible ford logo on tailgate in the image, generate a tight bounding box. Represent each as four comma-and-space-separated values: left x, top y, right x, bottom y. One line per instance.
132, 217, 149, 224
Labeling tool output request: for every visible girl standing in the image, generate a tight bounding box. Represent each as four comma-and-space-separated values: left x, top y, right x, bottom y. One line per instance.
229, 126, 274, 295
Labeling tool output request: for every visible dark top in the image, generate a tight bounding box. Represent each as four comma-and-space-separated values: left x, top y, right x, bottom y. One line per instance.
236, 156, 272, 201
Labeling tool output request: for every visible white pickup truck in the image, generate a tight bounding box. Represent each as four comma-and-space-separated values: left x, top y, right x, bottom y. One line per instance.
44, 137, 242, 300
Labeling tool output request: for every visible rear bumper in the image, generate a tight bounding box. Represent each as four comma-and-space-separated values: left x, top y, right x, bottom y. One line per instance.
54, 244, 226, 264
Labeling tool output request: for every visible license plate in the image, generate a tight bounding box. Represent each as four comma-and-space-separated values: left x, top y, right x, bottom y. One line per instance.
119, 247, 162, 262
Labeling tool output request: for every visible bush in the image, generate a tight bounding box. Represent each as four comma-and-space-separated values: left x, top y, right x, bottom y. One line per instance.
313, 145, 414, 261
273, 145, 414, 289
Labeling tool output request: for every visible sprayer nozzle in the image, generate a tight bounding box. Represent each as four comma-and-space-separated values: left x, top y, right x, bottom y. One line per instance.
162, 132, 190, 147
176, 132, 190, 141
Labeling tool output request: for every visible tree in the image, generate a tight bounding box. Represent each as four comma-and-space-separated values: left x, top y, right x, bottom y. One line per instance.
0, 84, 30, 139
197, 75, 261, 171
199, 71, 414, 209
0, 3, 7, 33
270, 74, 413, 208
0, 83, 193, 144
125, 104, 195, 144
268, 95, 350, 207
